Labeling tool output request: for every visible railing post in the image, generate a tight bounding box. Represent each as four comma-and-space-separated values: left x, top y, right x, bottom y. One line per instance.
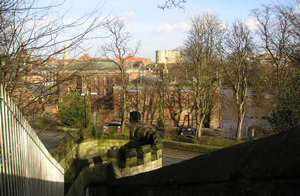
0, 84, 64, 195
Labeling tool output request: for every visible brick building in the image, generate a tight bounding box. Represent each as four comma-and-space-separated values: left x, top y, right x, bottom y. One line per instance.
115, 56, 153, 67
113, 82, 221, 128
57, 57, 222, 128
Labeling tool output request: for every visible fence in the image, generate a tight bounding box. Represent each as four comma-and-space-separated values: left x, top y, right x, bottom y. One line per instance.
0, 85, 64, 196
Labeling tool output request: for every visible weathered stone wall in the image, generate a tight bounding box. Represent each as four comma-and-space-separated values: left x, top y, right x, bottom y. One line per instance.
66, 164, 109, 196
88, 127, 300, 196
78, 139, 129, 160
59, 145, 78, 169
120, 158, 162, 177
106, 128, 163, 177
66, 128, 163, 195
156, 50, 182, 64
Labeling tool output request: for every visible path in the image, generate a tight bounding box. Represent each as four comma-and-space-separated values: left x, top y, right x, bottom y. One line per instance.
34, 129, 66, 150
162, 148, 202, 166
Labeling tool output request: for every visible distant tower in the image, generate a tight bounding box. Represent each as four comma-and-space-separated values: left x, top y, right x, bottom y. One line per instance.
156, 50, 182, 64
63, 42, 69, 60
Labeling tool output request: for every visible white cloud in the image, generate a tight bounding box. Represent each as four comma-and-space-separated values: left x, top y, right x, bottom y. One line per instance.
155, 19, 191, 34
245, 18, 259, 32
120, 12, 136, 20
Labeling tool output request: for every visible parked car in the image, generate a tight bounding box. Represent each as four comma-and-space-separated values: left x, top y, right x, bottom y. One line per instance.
177, 127, 196, 137
103, 122, 121, 132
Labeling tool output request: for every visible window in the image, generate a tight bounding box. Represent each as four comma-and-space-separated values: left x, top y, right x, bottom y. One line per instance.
76, 77, 82, 87
113, 77, 117, 84
170, 95, 175, 104
119, 94, 123, 103
104, 77, 109, 86
95, 77, 99, 85
146, 94, 151, 104
104, 88, 109, 96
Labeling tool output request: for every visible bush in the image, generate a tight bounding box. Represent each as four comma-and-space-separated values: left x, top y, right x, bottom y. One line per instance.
157, 117, 164, 128
269, 73, 300, 132
58, 93, 91, 128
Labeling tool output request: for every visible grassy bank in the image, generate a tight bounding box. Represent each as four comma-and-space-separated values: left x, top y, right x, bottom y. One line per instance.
162, 128, 240, 153
162, 140, 222, 154
171, 135, 238, 148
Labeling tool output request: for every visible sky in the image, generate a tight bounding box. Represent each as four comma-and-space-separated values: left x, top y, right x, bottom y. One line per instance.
42, 0, 297, 61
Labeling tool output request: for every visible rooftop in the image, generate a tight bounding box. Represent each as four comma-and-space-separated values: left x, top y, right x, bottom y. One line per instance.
61, 60, 121, 72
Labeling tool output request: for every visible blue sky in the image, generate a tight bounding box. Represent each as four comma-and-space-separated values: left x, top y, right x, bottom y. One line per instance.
43, 0, 296, 61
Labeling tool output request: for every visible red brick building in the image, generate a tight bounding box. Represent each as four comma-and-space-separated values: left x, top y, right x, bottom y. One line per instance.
57, 58, 222, 128
115, 56, 153, 67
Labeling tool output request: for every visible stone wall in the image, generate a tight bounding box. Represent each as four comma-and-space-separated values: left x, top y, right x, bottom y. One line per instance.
52, 138, 130, 193
66, 164, 109, 196
78, 139, 129, 160
156, 50, 182, 64
106, 128, 164, 177
59, 145, 78, 170
88, 127, 300, 196
66, 127, 164, 195
120, 158, 162, 177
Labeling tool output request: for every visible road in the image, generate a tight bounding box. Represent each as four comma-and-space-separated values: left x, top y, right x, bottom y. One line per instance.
162, 148, 202, 166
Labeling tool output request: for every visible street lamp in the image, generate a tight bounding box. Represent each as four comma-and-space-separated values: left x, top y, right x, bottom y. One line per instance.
81, 92, 98, 128
81, 93, 87, 128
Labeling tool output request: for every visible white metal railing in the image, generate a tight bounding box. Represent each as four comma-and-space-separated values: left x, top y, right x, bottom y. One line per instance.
0, 85, 64, 196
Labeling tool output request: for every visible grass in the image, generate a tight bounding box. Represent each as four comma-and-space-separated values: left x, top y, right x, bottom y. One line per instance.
171, 135, 238, 148
161, 127, 241, 153
30, 119, 78, 133
162, 140, 222, 154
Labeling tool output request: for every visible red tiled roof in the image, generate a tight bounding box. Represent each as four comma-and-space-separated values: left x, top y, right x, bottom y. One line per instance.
115, 56, 153, 63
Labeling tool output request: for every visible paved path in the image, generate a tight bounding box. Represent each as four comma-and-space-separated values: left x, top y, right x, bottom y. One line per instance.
162, 148, 202, 167
34, 129, 66, 150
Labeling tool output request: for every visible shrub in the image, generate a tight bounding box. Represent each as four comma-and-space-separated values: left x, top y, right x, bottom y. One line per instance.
58, 93, 91, 128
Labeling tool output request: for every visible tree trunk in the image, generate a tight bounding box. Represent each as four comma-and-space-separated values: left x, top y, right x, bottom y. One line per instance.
121, 110, 126, 133
120, 69, 127, 133
196, 114, 205, 139
236, 107, 245, 141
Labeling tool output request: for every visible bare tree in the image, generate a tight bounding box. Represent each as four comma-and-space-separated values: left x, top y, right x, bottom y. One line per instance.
277, 3, 300, 66
252, 4, 296, 102
158, 0, 187, 9
184, 13, 224, 139
223, 21, 257, 141
101, 17, 140, 132
0, 0, 105, 115
252, 2, 300, 131
251, 2, 300, 132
